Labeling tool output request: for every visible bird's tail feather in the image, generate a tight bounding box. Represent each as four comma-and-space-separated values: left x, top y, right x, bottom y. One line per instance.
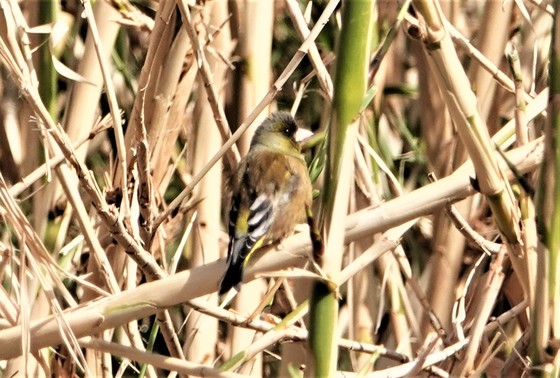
219, 263, 243, 295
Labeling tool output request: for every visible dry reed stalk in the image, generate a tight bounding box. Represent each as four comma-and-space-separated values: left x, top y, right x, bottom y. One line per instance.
0, 1, 557, 376
285, 0, 333, 99
0, 136, 542, 361
412, 1, 533, 325
465, 1, 513, 128
63, 0, 121, 152
54, 13, 123, 367
0, 0, 187, 363
0, 172, 89, 374
148, 26, 193, 190
178, 1, 239, 168
184, 0, 232, 366
228, 0, 274, 156
79, 336, 244, 378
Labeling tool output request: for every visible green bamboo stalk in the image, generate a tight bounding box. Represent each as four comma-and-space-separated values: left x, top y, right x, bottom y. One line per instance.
38, 0, 57, 119
546, 2, 560, 345
309, 1, 374, 376
321, 0, 374, 284
534, 2, 560, 375
508, 41, 547, 375
309, 281, 338, 376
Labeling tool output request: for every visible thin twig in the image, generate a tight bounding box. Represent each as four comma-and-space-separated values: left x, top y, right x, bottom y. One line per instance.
177, 2, 239, 170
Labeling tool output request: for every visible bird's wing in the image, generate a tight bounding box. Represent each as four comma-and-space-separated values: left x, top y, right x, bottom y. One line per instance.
227, 192, 273, 267
227, 152, 294, 264
221, 157, 278, 294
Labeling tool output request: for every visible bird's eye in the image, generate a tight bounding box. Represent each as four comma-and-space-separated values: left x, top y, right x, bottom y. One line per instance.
283, 127, 291, 135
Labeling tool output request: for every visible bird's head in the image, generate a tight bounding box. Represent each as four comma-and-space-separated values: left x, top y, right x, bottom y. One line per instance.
250, 112, 312, 155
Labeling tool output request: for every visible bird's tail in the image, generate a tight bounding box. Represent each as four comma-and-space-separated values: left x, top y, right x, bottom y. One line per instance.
219, 262, 244, 295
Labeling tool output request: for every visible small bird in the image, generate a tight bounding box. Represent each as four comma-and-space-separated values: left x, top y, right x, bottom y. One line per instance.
219, 112, 313, 295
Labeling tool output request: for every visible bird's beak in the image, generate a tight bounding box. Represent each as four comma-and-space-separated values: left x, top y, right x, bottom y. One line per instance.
295, 128, 313, 142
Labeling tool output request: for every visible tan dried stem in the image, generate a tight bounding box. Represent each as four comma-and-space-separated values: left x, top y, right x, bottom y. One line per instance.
412, 0, 534, 305
0, 138, 543, 360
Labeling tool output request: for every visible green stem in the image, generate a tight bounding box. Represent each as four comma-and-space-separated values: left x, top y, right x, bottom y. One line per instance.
310, 1, 374, 376
534, 1, 560, 374
38, 0, 57, 119
309, 281, 338, 377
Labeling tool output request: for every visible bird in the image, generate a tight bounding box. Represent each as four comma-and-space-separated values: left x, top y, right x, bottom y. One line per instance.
219, 112, 313, 295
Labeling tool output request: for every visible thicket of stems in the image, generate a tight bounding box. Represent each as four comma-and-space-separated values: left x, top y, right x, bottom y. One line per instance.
0, 1, 558, 377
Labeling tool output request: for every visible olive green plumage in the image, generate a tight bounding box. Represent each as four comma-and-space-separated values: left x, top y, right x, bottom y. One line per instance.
219, 112, 313, 295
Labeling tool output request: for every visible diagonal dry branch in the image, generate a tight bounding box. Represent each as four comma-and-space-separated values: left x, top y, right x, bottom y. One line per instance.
0, 137, 543, 360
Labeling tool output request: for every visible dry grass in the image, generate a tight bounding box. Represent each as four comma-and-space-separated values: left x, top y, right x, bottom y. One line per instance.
0, 0, 556, 377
